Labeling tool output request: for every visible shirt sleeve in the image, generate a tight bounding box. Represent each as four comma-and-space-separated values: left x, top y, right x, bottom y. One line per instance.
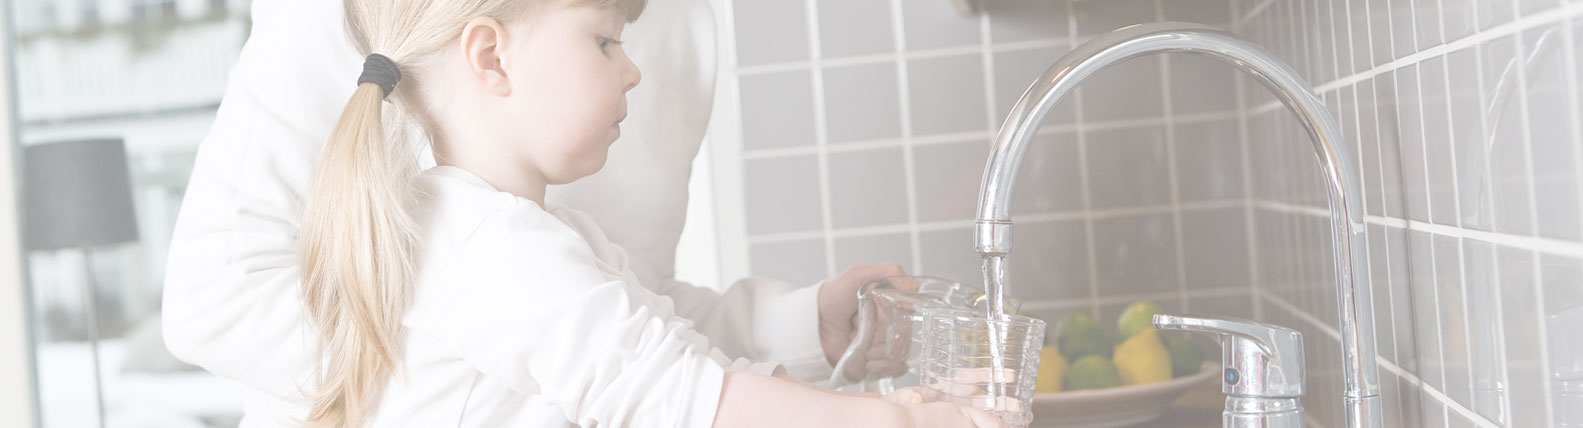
405, 202, 771, 428
649, 277, 835, 381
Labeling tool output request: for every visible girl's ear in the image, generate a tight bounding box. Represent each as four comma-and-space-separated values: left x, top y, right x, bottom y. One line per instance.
459, 17, 512, 97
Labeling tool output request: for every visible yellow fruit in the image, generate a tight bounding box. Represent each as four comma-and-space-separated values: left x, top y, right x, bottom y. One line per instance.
1035, 345, 1067, 393
1112, 328, 1172, 385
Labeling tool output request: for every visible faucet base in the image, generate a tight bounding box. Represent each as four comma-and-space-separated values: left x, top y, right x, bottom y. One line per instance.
1225, 396, 1304, 428
1344, 395, 1383, 428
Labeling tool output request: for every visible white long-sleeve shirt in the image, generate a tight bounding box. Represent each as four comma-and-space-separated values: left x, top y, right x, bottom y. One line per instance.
163, 164, 829, 428
161, 163, 831, 427
365, 166, 777, 427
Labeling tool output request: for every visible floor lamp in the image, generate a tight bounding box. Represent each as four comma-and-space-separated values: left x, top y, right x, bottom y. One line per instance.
22, 138, 139, 428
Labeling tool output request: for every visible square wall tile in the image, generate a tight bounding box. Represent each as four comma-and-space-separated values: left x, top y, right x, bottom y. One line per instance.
1168, 54, 1238, 115
902, 0, 980, 50
1367, 0, 1394, 63
1409, 230, 1445, 390
1072, 0, 1157, 39
908, 54, 989, 136
918, 227, 983, 284
1093, 213, 1179, 297
1481, 35, 1536, 236
1394, 65, 1432, 223
733, 0, 809, 66
823, 62, 903, 144
1358, 80, 1387, 217
1419, 56, 1459, 227
833, 232, 913, 273
1389, 0, 1416, 61
1174, 118, 1245, 202
1372, 72, 1407, 219
1462, 239, 1511, 424
1446, 47, 1490, 230
743, 155, 824, 235
1479, 0, 1516, 30
1366, 224, 1399, 364
1011, 134, 1084, 215
1181, 208, 1250, 291
739, 71, 817, 151
993, 46, 1078, 126
1086, 125, 1171, 209
827, 147, 910, 228
1079, 56, 1164, 122
1441, 0, 1477, 43
1434, 234, 1472, 407
1523, 26, 1582, 241
817, 0, 895, 59
914, 139, 990, 222
1187, 294, 1254, 320
1414, 0, 1443, 50
751, 238, 827, 286
1163, 0, 1231, 27
987, 0, 1071, 43
1006, 220, 1091, 301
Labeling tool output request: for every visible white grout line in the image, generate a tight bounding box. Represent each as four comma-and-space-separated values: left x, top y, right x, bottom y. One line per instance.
738, 110, 1246, 159
746, 199, 1249, 244
889, 0, 923, 276
801, 0, 838, 279
734, 38, 1072, 77
1018, 286, 1253, 312
1256, 199, 1583, 258
1153, 0, 1192, 314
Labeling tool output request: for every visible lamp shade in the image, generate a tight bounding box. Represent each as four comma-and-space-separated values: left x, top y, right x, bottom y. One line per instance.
22, 138, 140, 251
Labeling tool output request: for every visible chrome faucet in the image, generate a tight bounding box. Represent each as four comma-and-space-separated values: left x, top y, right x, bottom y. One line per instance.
972, 22, 1382, 428
1157, 314, 1307, 427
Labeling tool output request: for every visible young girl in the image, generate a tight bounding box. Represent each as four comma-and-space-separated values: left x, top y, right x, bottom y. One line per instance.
294, 0, 1007, 427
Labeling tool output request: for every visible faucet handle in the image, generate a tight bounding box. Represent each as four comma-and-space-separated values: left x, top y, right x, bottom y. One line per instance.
1154, 314, 1305, 399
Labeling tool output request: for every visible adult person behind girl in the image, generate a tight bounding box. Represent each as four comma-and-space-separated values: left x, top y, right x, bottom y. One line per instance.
160, 0, 1001, 426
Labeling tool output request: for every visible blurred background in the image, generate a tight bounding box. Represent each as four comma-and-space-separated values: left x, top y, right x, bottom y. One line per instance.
1, 0, 1581, 427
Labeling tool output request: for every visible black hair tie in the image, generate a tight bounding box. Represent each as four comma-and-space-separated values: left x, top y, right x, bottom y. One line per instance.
357, 53, 402, 98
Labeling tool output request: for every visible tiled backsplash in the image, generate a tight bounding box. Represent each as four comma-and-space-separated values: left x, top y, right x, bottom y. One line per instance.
716, 0, 1582, 427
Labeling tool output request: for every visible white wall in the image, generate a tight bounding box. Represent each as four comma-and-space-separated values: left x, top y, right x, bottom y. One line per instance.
0, 4, 40, 425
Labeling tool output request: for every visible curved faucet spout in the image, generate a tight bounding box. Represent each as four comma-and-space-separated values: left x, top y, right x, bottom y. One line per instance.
973, 22, 1381, 428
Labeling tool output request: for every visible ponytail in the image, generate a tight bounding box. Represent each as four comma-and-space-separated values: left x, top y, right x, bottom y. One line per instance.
298, 79, 420, 427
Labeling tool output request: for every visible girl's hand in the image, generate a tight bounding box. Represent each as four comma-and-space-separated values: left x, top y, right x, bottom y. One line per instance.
818, 263, 915, 368
885, 387, 1009, 428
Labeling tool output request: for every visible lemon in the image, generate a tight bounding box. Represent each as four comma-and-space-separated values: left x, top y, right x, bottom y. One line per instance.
1117, 301, 1165, 340
1112, 328, 1172, 385
1065, 355, 1122, 390
1056, 312, 1112, 360
1035, 345, 1067, 393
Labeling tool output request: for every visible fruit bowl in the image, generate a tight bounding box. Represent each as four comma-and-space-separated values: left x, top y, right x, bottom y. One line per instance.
1028, 362, 1219, 428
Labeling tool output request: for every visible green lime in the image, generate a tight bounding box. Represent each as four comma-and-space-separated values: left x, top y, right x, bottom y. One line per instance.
1117, 301, 1165, 339
1065, 355, 1123, 390
1164, 331, 1205, 378
1056, 312, 1112, 360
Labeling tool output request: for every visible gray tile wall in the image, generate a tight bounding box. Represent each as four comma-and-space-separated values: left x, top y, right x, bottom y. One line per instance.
724, 0, 1247, 320
1235, 0, 1583, 427
722, 0, 1582, 427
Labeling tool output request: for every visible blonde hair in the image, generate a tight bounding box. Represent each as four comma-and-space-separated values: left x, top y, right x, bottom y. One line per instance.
298, 0, 645, 427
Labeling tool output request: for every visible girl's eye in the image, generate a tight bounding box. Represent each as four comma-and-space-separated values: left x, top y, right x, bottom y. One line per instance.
598, 37, 622, 54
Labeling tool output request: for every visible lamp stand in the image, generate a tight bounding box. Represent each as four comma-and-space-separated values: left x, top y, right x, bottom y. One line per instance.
80, 246, 108, 428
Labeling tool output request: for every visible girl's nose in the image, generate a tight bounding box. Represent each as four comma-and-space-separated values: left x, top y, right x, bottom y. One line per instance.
623, 55, 642, 92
